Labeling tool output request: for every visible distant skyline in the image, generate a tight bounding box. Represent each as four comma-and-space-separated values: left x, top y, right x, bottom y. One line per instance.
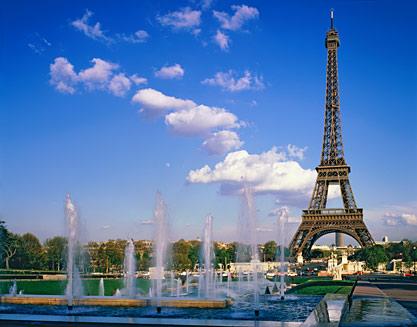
1, 1, 416, 244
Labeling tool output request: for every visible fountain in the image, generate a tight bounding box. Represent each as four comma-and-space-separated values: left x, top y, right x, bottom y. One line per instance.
197, 268, 203, 297
202, 215, 214, 298
239, 184, 261, 316
227, 272, 231, 297
64, 194, 83, 310
170, 271, 175, 297
276, 207, 289, 300
176, 278, 181, 297
152, 192, 168, 312
98, 278, 105, 297
9, 280, 17, 296
123, 239, 137, 297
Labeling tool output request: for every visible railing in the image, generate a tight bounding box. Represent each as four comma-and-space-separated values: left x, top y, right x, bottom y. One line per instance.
303, 208, 363, 215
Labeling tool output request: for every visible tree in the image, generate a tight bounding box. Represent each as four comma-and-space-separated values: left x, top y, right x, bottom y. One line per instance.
11, 233, 45, 269
310, 249, 331, 259
263, 241, 277, 261
188, 240, 200, 270
0, 221, 19, 269
226, 242, 237, 264
44, 236, 67, 271
214, 242, 236, 269
139, 250, 151, 271
3, 232, 19, 270
135, 240, 152, 271
411, 244, 417, 273
355, 245, 388, 271
95, 240, 126, 273
172, 239, 191, 270
0, 221, 6, 262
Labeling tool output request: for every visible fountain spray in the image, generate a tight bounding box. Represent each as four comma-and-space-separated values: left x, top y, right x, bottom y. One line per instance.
9, 280, 17, 296
277, 207, 289, 300
152, 192, 168, 313
124, 239, 137, 297
98, 278, 105, 296
65, 194, 83, 310
202, 215, 214, 298
241, 185, 260, 317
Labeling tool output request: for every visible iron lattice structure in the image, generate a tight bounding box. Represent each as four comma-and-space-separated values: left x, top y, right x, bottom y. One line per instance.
289, 11, 374, 258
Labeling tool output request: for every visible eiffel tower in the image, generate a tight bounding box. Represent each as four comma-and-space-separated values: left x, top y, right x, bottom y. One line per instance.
289, 10, 374, 262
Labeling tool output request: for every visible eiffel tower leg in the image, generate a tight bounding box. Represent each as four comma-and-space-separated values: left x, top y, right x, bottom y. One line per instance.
340, 179, 358, 209
309, 180, 329, 209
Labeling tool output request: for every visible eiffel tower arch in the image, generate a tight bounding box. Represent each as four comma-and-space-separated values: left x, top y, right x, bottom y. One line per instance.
289, 10, 374, 260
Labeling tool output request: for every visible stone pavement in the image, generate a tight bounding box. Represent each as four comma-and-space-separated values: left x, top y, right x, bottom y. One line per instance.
352, 281, 387, 298
373, 280, 417, 302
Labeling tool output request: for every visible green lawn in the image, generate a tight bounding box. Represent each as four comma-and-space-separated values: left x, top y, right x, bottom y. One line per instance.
287, 280, 353, 295
291, 285, 352, 295
0, 279, 150, 296
288, 276, 333, 284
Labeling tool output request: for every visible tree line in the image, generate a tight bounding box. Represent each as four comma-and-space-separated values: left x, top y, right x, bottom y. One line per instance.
352, 241, 417, 271
0, 221, 285, 273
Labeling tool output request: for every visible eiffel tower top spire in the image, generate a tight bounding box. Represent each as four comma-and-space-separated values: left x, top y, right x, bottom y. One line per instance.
330, 9, 335, 30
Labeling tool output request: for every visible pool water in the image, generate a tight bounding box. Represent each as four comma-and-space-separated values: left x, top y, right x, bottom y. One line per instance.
0, 294, 321, 322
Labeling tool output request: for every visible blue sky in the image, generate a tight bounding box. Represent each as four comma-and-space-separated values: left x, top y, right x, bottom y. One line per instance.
1, 0, 416, 244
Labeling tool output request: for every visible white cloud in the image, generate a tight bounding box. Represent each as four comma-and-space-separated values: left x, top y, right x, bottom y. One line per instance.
132, 88, 243, 141
130, 74, 148, 85
187, 147, 320, 205
201, 0, 213, 10
158, 7, 201, 33
135, 30, 149, 41
27, 34, 52, 55
131, 88, 196, 115
202, 130, 243, 155
78, 58, 119, 90
213, 5, 259, 31
155, 64, 185, 79
49, 57, 78, 94
71, 10, 112, 43
72, 10, 153, 45
165, 105, 239, 136
384, 213, 417, 226
119, 30, 150, 43
287, 144, 307, 160
108, 73, 132, 97
28, 43, 42, 55
202, 70, 264, 92
213, 30, 230, 51
50, 57, 144, 96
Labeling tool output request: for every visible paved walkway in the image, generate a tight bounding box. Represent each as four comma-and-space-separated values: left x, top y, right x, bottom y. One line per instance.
373, 281, 417, 302
352, 281, 386, 297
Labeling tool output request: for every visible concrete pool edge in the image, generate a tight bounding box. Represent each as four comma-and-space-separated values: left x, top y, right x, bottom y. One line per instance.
0, 295, 231, 308
0, 313, 303, 327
